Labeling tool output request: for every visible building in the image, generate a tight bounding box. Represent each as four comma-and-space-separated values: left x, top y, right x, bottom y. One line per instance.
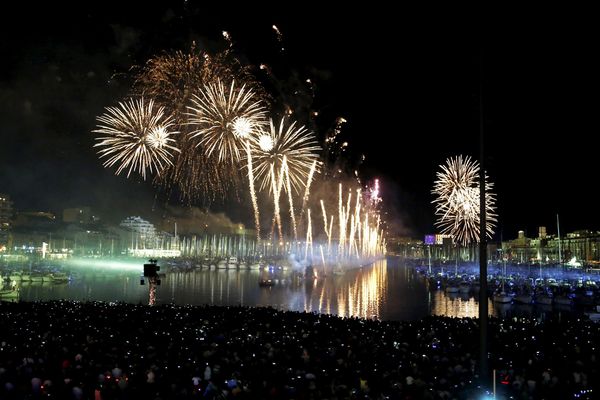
387, 236, 425, 258
558, 230, 600, 263
0, 193, 13, 251
63, 207, 99, 224
120, 216, 158, 250
502, 227, 600, 266
13, 211, 56, 228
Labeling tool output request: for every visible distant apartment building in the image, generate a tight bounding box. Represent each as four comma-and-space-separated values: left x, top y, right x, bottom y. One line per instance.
10, 210, 57, 255
63, 206, 99, 224
0, 193, 13, 250
388, 236, 425, 258
502, 227, 600, 265
120, 216, 158, 249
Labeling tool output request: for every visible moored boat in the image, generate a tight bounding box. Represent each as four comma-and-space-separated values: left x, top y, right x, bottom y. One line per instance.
493, 292, 512, 303
259, 278, 274, 287
0, 288, 19, 299
514, 294, 533, 304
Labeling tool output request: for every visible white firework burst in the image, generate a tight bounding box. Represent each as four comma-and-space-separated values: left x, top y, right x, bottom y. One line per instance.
187, 79, 267, 164
252, 117, 320, 194
432, 155, 497, 245
93, 98, 179, 179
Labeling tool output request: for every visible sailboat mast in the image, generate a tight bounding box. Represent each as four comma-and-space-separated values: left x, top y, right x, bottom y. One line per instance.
557, 214, 562, 266
502, 257, 506, 292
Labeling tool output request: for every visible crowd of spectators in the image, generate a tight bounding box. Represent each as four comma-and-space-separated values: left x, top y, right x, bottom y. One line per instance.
0, 301, 597, 399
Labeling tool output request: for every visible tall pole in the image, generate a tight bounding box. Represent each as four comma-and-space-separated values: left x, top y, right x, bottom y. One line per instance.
428, 245, 431, 274
478, 53, 489, 387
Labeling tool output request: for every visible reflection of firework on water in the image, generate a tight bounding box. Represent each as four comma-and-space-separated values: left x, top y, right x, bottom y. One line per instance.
432, 155, 497, 245
252, 117, 320, 193
93, 98, 179, 180
188, 79, 267, 164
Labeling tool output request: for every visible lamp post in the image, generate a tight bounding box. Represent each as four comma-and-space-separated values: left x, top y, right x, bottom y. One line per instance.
478, 53, 489, 388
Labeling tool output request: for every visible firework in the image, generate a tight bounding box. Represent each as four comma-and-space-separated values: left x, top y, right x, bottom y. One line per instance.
222, 30, 233, 46
252, 117, 320, 193
370, 179, 381, 205
188, 79, 267, 164
272, 24, 284, 51
258, 133, 274, 152
252, 117, 319, 241
432, 155, 497, 245
313, 181, 385, 268
133, 48, 266, 203
188, 76, 268, 236
187, 77, 267, 238
93, 98, 179, 180
133, 48, 239, 120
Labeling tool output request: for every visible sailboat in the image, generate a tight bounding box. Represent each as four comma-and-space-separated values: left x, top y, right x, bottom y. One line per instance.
557, 213, 563, 268
493, 255, 512, 303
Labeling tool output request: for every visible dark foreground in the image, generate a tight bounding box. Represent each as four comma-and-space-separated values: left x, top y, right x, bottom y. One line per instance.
0, 302, 597, 399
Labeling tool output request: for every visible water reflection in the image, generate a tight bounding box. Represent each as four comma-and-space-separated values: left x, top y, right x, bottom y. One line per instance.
430, 290, 495, 318
7, 257, 563, 320
336, 260, 387, 318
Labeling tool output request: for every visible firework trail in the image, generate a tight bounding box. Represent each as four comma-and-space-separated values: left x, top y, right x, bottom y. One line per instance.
432, 155, 497, 245
305, 208, 312, 259
320, 199, 329, 238
370, 179, 381, 205
299, 160, 318, 227
338, 184, 345, 257
269, 163, 285, 240
245, 141, 261, 242
222, 31, 233, 47
284, 159, 298, 240
93, 98, 179, 180
272, 24, 284, 51
344, 189, 353, 258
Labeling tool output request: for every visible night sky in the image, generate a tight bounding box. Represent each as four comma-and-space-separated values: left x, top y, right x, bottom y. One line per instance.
1, 4, 599, 239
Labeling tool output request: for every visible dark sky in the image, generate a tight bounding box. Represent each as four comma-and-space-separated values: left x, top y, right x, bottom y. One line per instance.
1, 3, 598, 239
